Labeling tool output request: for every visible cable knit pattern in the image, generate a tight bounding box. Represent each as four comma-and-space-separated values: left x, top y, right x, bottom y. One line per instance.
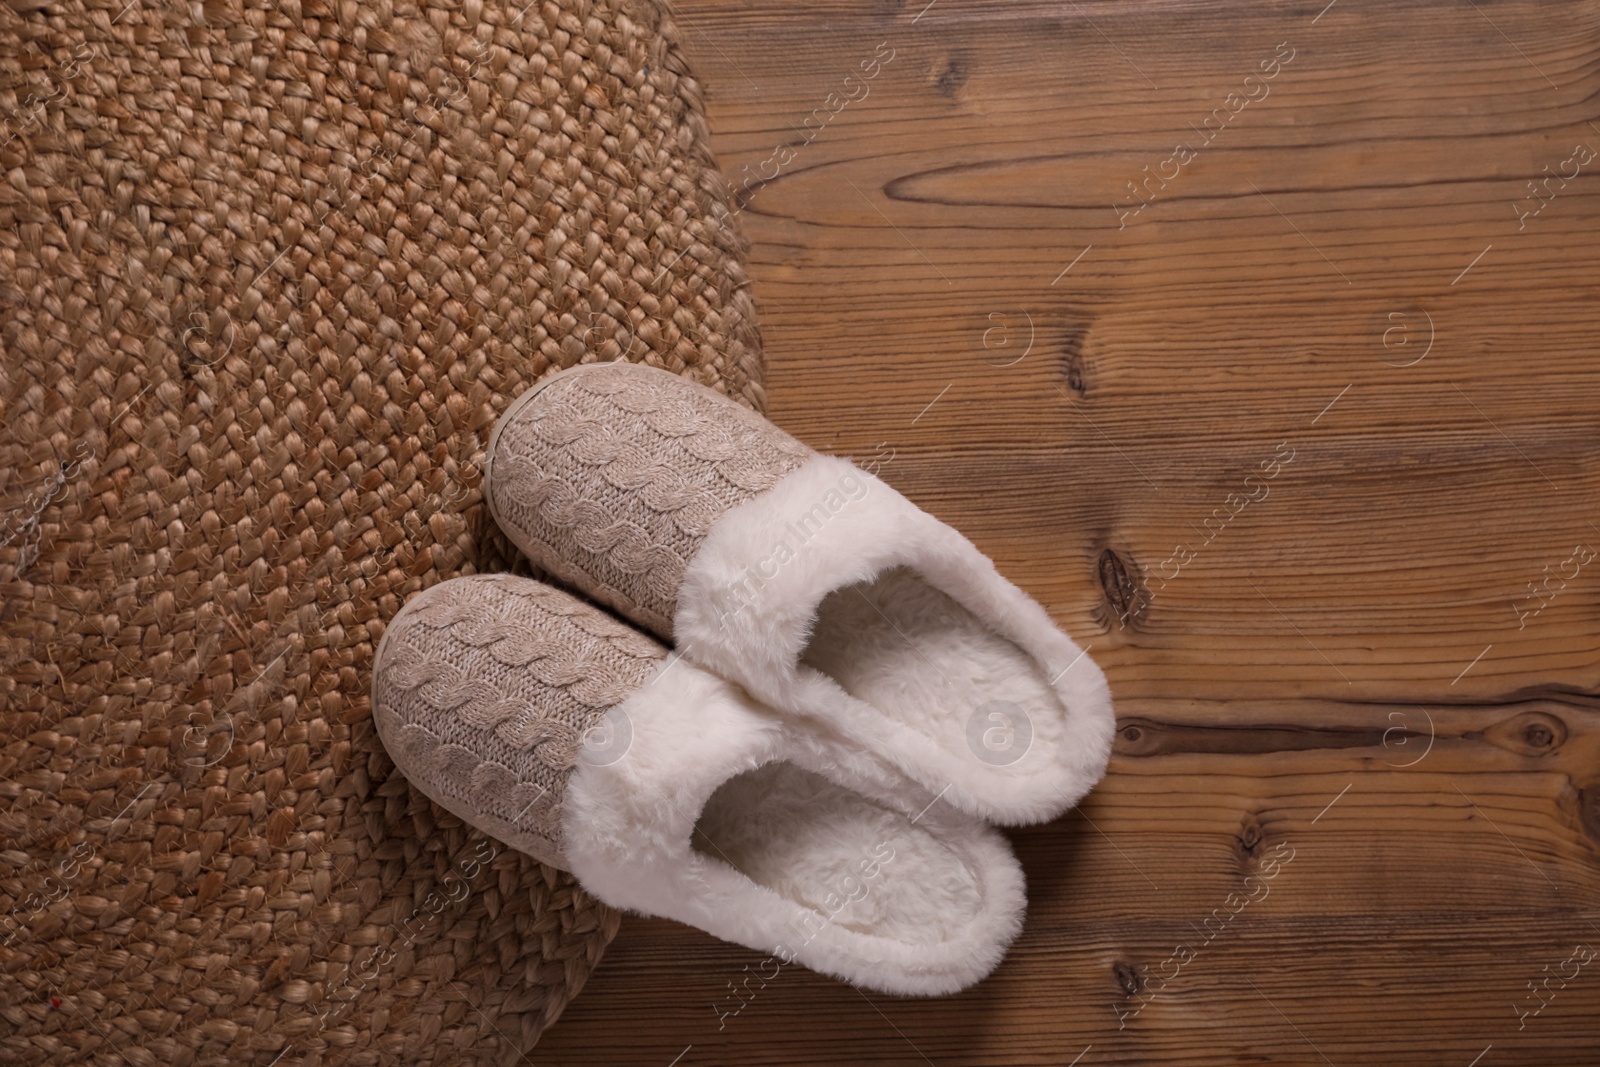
487, 362, 814, 637
372, 573, 666, 869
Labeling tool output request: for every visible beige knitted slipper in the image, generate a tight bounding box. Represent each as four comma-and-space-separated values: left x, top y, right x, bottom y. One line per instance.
371, 573, 1026, 995
480, 361, 1116, 827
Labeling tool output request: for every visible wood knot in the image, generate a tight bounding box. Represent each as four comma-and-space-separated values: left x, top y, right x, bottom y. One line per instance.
1113, 718, 1161, 758
1058, 326, 1088, 397
1064, 357, 1086, 395
1477, 709, 1567, 757
934, 55, 969, 97
1237, 811, 1263, 855
1521, 717, 1561, 751
1112, 960, 1142, 996
1579, 784, 1600, 848
1098, 547, 1147, 630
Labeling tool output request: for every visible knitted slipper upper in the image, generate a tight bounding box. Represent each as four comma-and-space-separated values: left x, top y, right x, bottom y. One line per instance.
485, 362, 813, 638
371, 573, 664, 868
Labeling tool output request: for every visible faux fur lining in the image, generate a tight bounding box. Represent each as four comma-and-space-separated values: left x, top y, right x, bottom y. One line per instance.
673, 454, 1116, 825
560, 655, 1025, 996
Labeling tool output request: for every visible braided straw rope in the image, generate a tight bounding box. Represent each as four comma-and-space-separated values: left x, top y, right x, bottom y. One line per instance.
0, 0, 764, 1060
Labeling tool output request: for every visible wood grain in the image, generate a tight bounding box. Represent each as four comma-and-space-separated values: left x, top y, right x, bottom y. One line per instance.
535, 1, 1600, 1063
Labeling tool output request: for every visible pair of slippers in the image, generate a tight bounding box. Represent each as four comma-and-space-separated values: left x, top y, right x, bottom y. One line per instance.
370, 362, 1116, 996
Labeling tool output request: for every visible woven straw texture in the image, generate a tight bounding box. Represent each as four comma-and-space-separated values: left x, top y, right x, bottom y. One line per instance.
0, 0, 765, 1060
487, 362, 812, 638
372, 573, 665, 871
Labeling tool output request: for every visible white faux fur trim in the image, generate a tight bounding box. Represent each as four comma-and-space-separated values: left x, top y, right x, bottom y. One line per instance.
560, 654, 1026, 996
672, 454, 1116, 825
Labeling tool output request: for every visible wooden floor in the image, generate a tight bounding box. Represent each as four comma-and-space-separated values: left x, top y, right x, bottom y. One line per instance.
536, 1, 1600, 1063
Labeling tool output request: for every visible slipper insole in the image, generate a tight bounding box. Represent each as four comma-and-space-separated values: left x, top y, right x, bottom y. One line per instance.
798, 565, 1064, 765
691, 761, 982, 944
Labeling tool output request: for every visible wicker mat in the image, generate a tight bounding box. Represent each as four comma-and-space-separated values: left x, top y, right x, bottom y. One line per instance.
0, 0, 764, 1061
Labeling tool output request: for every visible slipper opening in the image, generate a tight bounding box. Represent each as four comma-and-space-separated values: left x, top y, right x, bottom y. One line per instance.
691, 760, 986, 947
559, 659, 1026, 995
797, 565, 1068, 782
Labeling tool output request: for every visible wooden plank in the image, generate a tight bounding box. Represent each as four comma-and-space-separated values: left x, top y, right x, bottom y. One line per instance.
535, 0, 1600, 1063
539, 713, 1600, 1064
538, 699, 1600, 1065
